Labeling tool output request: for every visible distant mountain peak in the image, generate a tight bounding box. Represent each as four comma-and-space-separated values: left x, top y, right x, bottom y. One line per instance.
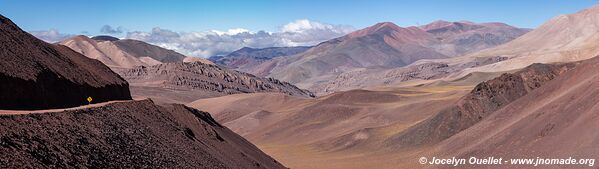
347, 22, 408, 38
420, 20, 481, 31
369, 22, 404, 32
63, 35, 96, 44
420, 20, 453, 31
71, 35, 92, 40
372, 22, 400, 29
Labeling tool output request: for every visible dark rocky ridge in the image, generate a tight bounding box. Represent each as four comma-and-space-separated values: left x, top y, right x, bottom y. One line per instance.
0, 100, 286, 169
91, 35, 119, 41
388, 62, 577, 147
0, 15, 131, 110
119, 61, 314, 97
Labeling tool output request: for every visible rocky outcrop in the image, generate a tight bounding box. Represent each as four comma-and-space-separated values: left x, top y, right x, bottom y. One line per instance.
119, 61, 314, 97
0, 100, 286, 169
388, 62, 577, 147
0, 15, 131, 110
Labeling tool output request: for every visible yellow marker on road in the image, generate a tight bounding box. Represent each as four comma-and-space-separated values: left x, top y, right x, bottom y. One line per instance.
87, 97, 93, 104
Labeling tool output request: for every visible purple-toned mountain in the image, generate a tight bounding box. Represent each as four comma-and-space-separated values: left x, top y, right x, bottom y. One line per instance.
246, 21, 527, 91
209, 46, 311, 72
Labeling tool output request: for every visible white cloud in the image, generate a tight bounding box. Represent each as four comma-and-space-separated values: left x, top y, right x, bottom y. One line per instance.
211, 28, 250, 36
125, 19, 354, 58
29, 29, 74, 43
282, 19, 351, 33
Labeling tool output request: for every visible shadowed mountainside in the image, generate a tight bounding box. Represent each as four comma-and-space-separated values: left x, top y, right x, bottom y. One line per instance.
0, 100, 286, 169
0, 14, 131, 110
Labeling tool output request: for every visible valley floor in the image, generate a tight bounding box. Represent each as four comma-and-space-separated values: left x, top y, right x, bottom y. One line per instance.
189, 82, 474, 169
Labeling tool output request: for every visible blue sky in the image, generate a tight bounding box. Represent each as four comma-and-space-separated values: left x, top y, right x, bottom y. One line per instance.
1, 1, 596, 57
1, 0, 596, 34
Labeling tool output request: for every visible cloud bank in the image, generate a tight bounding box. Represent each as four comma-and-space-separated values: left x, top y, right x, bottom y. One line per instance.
30, 19, 354, 57
126, 19, 354, 57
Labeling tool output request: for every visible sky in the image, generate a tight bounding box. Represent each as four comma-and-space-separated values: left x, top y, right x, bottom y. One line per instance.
1, 0, 596, 57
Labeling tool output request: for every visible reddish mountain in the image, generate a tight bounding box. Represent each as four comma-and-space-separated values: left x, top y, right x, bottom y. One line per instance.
249, 21, 527, 91
0, 14, 131, 110
421, 20, 530, 56
261, 22, 448, 87
447, 5, 599, 76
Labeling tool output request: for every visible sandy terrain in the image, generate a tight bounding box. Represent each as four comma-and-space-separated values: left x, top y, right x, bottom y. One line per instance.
189, 84, 472, 168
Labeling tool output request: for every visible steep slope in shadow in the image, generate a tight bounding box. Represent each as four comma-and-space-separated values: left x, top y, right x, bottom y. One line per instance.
387, 62, 578, 148
0, 100, 285, 169
0, 14, 131, 110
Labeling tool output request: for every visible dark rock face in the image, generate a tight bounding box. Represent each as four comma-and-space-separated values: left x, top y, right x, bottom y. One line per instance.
0, 68, 131, 110
119, 61, 314, 97
91, 35, 119, 41
0, 15, 131, 110
0, 100, 286, 169
388, 63, 577, 147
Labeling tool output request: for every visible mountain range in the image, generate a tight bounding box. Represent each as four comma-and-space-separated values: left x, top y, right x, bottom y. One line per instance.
303, 5, 599, 95
3, 4, 599, 169
187, 5, 599, 169
240, 20, 529, 91
59, 35, 313, 104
